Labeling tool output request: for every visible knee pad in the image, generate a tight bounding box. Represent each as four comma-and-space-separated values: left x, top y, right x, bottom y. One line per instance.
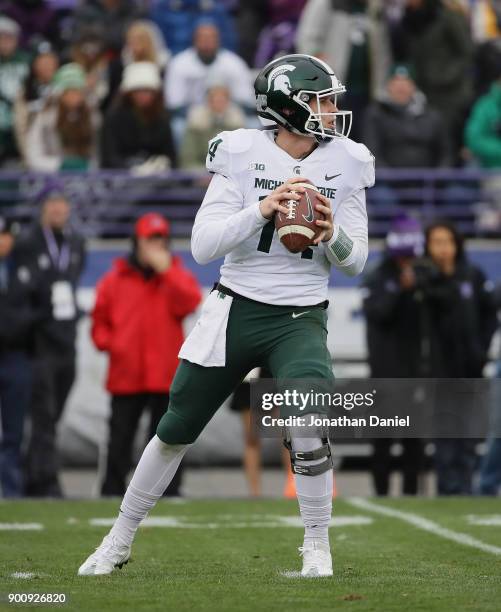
283, 429, 333, 476
156, 409, 200, 445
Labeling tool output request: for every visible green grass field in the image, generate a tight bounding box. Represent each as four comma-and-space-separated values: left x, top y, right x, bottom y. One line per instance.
1, 497, 501, 611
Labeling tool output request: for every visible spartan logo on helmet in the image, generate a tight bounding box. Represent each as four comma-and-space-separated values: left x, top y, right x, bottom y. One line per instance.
267, 64, 296, 96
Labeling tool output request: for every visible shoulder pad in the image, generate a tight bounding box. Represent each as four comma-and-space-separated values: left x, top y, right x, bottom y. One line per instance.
337, 138, 375, 189
342, 139, 374, 163
206, 129, 257, 177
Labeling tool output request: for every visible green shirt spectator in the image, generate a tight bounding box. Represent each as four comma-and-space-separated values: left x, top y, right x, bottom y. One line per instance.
465, 81, 501, 168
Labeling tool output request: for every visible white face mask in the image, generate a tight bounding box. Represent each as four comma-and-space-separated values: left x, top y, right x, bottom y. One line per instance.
295, 89, 352, 140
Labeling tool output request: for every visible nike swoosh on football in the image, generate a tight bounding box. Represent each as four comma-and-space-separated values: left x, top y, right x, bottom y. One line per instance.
302, 191, 314, 223
292, 311, 310, 319
324, 173, 341, 181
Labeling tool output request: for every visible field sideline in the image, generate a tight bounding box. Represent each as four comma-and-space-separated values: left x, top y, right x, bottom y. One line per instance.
1, 498, 501, 611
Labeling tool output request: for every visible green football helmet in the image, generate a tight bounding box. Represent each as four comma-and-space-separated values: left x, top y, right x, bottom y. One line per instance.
254, 54, 352, 142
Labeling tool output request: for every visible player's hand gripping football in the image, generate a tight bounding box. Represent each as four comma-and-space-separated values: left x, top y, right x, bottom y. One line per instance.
259, 176, 308, 220
259, 176, 334, 246
313, 194, 334, 245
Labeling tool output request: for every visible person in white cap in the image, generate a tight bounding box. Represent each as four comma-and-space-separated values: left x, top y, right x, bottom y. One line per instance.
100, 61, 176, 172
105, 19, 170, 110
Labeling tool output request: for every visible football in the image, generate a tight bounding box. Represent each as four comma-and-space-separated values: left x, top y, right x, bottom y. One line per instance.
275, 182, 325, 253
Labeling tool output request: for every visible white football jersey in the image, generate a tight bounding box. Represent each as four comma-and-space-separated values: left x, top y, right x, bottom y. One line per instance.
191, 128, 375, 306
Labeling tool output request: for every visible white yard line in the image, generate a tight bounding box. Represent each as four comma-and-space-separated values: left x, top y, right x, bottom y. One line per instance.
89, 515, 373, 529
467, 515, 501, 526
0, 523, 43, 530
347, 498, 501, 556
279, 516, 372, 528
10, 572, 36, 579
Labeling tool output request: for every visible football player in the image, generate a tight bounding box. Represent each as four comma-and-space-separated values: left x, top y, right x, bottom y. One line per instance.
78, 54, 374, 578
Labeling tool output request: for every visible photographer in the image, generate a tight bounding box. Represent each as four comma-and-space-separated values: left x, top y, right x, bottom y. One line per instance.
362, 215, 428, 495
424, 220, 498, 495
16, 191, 86, 497
92, 213, 201, 496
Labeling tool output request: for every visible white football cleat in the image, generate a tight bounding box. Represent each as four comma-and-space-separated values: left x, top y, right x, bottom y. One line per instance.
78, 534, 131, 576
299, 541, 333, 577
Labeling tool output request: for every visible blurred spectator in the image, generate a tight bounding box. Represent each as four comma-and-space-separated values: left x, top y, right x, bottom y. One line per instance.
474, 37, 501, 97
425, 221, 497, 378
478, 333, 501, 496
165, 20, 254, 145
384, 0, 407, 23
13, 41, 59, 161
92, 212, 201, 496
229, 368, 296, 498
180, 83, 245, 169
424, 220, 497, 494
72, 0, 145, 56
101, 61, 176, 172
362, 215, 427, 495
0, 0, 60, 50
0, 17, 30, 165
478, 281, 501, 495
463, 0, 501, 95
0, 217, 48, 497
151, 0, 236, 56
392, 0, 473, 162
465, 69, 501, 168
364, 217, 498, 495
70, 31, 110, 108
165, 22, 254, 121
106, 19, 169, 111
462, 0, 501, 43
45, 1, 81, 52
229, 371, 263, 497
254, 0, 307, 68
465, 68, 501, 230
235, 0, 267, 66
364, 65, 451, 168
16, 191, 86, 497
296, 0, 392, 141
25, 63, 100, 171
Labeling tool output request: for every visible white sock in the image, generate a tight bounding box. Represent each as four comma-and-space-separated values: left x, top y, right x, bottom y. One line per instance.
109, 435, 190, 546
290, 434, 333, 548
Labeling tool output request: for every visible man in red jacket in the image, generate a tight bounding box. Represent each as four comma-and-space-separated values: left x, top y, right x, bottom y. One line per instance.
92, 212, 202, 496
